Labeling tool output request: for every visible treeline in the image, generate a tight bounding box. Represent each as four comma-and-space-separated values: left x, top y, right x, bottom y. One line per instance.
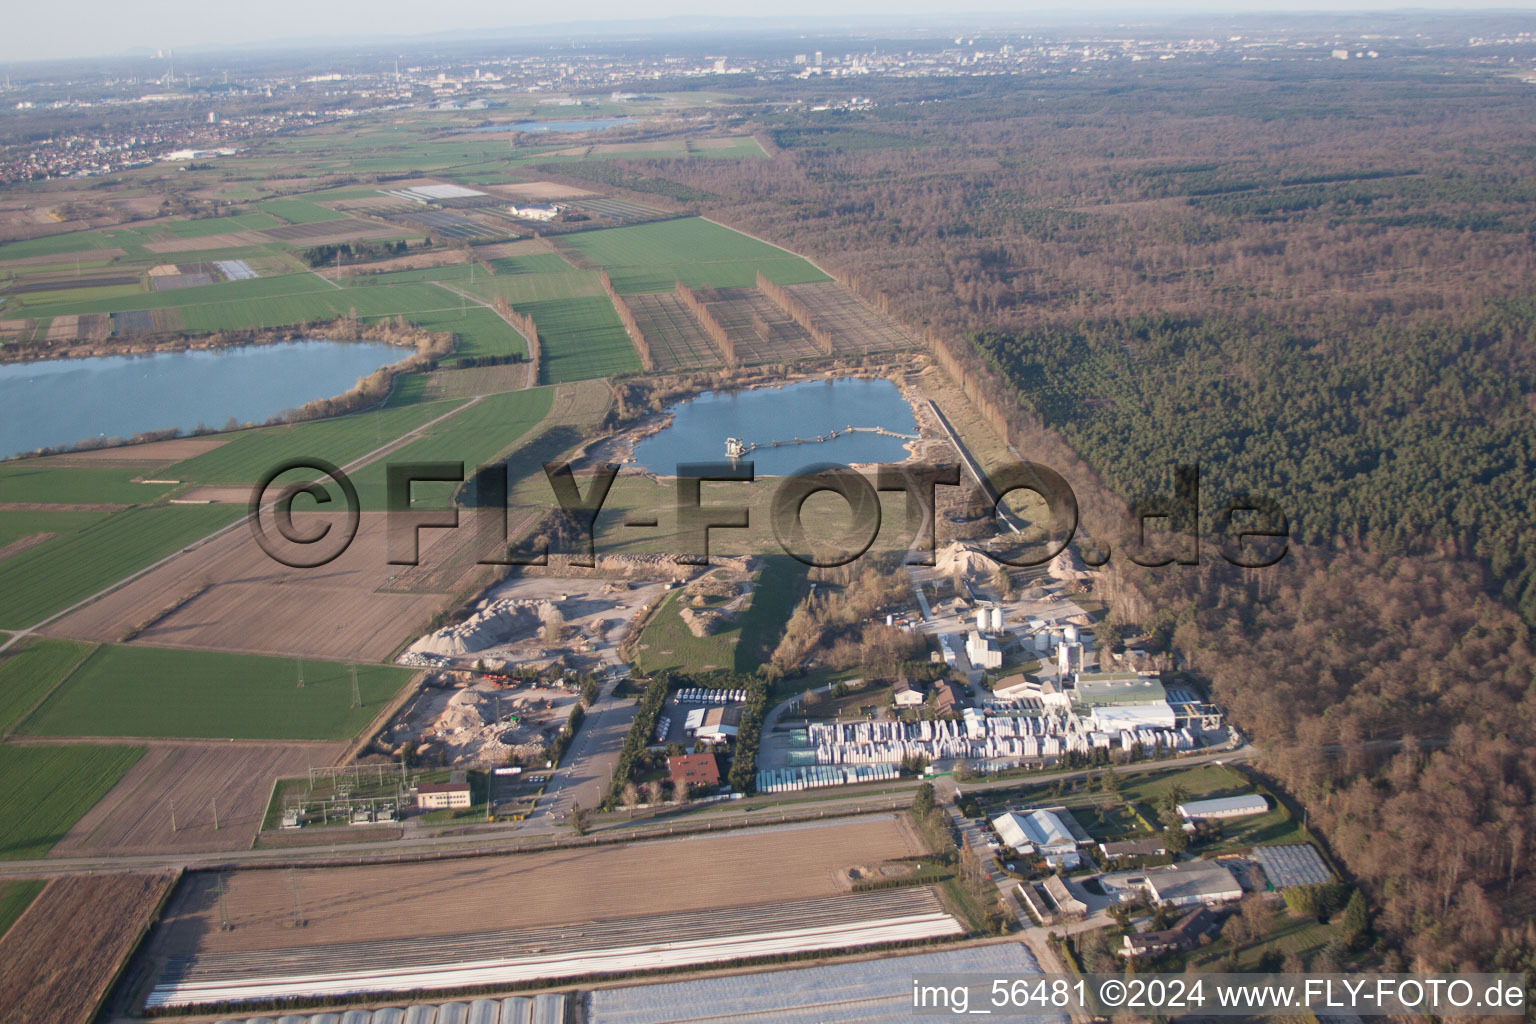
601, 271, 653, 371
674, 280, 736, 366
302, 240, 409, 267
490, 294, 541, 371
755, 271, 833, 355
602, 674, 669, 809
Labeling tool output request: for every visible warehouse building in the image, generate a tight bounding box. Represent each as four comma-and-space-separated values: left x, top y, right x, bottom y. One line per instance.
992, 808, 1085, 868
1042, 874, 1088, 917
1142, 860, 1243, 907
1176, 793, 1269, 821
686, 705, 742, 742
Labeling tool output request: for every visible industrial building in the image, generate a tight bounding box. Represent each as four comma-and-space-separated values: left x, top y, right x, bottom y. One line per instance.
1142, 860, 1244, 907
1099, 837, 1169, 862
415, 781, 472, 810
1042, 874, 1088, 916
1176, 793, 1269, 820
508, 202, 563, 220
686, 704, 742, 742
991, 808, 1085, 868
966, 630, 1003, 669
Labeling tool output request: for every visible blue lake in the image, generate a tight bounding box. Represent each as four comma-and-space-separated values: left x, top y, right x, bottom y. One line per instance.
631, 378, 921, 477
0, 340, 410, 459
464, 117, 637, 134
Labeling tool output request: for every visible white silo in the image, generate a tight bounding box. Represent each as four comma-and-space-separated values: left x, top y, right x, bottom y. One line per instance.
991, 606, 1005, 632
976, 608, 990, 632
1064, 623, 1080, 643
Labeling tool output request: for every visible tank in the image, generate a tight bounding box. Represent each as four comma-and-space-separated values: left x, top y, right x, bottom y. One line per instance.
1064, 623, 1080, 643
991, 606, 1005, 632
976, 609, 989, 632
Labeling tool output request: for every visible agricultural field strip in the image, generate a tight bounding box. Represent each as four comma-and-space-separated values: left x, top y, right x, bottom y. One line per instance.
148, 890, 960, 1007
0, 396, 483, 654
0, 873, 177, 1024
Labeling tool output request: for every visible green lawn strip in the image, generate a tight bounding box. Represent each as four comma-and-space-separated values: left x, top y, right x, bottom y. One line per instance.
0, 509, 112, 548
558, 217, 829, 294
257, 199, 351, 224
349, 386, 554, 510
16, 645, 415, 740
631, 556, 806, 675
161, 398, 462, 484
0, 504, 243, 630
0, 637, 97, 733
0, 745, 144, 859
0, 465, 176, 505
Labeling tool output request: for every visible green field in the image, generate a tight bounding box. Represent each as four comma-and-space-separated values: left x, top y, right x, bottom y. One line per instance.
406, 301, 529, 362
519, 295, 640, 384
560, 218, 830, 294
0, 464, 175, 505
0, 880, 45, 936
0, 637, 95, 733
154, 212, 283, 238
0, 508, 111, 547
632, 555, 805, 675
162, 398, 462, 484
0, 504, 243, 629
0, 745, 143, 859
486, 252, 571, 278
349, 386, 555, 509
0, 231, 119, 262
258, 198, 350, 224
17, 645, 415, 740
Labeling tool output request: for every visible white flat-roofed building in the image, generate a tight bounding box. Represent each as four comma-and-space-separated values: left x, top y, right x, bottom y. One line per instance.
1143, 860, 1243, 907
967, 630, 1003, 670
509, 203, 564, 220
992, 809, 1082, 868
1090, 703, 1178, 732
1177, 793, 1268, 820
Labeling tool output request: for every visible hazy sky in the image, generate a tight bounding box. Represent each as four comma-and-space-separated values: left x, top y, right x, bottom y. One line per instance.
5, 1, 1534, 64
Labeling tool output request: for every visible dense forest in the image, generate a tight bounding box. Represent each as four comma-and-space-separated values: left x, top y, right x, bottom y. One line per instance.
556, 57, 1536, 972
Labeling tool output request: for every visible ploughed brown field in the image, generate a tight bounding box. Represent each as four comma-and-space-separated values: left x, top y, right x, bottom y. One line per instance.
50, 741, 345, 855
45, 436, 228, 464
146, 814, 926, 957
42, 512, 466, 662
0, 872, 176, 1024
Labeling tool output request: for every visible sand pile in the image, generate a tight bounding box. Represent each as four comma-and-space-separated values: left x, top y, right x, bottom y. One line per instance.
934, 542, 995, 579
408, 598, 561, 657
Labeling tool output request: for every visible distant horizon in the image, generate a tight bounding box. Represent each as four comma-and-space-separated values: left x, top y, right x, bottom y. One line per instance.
5, 4, 1536, 65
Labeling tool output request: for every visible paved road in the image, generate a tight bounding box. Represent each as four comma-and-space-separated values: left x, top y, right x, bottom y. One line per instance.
0, 745, 1252, 879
